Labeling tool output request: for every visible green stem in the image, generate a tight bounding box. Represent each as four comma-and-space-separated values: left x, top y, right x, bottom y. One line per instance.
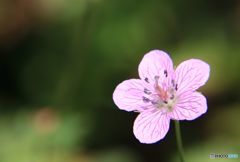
174, 120, 185, 162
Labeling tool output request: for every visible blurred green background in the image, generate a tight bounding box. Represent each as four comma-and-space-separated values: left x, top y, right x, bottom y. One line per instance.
0, 0, 239, 162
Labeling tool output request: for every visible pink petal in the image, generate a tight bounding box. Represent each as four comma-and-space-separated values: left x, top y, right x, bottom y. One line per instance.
133, 110, 170, 144
113, 79, 152, 112
169, 92, 207, 120
175, 59, 210, 95
138, 50, 174, 85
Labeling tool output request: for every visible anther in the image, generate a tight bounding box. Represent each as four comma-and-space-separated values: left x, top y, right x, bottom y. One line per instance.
164, 70, 168, 77
151, 100, 157, 105
154, 76, 159, 84
171, 79, 175, 86
144, 88, 151, 95
142, 96, 150, 103
175, 84, 178, 91
144, 77, 149, 83
170, 94, 174, 100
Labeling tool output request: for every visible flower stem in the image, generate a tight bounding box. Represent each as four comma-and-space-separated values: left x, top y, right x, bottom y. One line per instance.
174, 120, 185, 162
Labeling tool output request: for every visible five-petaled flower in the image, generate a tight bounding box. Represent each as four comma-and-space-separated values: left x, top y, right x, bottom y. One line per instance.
113, 50, 210, 144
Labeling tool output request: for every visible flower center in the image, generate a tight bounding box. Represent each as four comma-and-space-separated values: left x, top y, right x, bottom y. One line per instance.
142, 71, 178, 112
154, 76, 177, 112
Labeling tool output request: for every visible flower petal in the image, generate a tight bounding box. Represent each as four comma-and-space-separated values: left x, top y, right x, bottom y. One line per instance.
133, 110, 170, 144
175, 59, 210, 94
169, 92, 207, 120
113, 79, 152, 112
138, 50, 174, 84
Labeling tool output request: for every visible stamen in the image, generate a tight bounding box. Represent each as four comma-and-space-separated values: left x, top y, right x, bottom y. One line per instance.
175, 84, 178, 91
142, 96, 150, 103
164, 70, 168, 77
171, 79, 175, 86
163, 100, 168, 104
144, 77, 149, 83
154, 75, 159, 81
154, 75, 159, 85
151, 100, 157, 105
144, 88, 151, 95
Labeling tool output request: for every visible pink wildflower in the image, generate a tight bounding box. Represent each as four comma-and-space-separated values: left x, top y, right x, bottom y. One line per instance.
113, 50, 210, 144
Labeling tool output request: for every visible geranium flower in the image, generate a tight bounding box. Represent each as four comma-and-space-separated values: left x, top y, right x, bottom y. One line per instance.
113, 50, 210, 144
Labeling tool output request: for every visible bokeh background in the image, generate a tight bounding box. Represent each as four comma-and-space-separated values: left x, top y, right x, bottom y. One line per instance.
0, 0, 239, 162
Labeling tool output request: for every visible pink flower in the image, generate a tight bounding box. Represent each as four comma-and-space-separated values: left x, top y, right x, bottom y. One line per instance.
113, 50, 210, 144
